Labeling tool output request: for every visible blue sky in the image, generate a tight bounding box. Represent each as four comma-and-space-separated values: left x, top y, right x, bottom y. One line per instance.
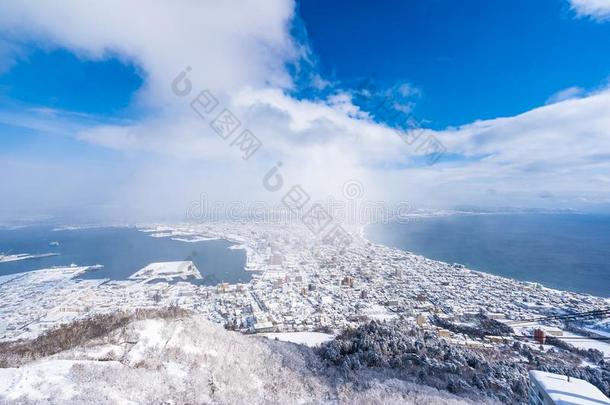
0, 48, 142, 116
298, 0, 610, 128
0, 0, 609, 220
2, 1, 609, 127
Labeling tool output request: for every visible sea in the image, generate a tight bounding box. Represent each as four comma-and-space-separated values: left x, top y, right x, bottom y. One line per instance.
0, 226, 249, 285
366, 213, 610, 298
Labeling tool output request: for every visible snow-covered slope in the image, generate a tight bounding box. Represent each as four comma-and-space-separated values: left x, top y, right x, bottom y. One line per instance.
0, 315, 477, 404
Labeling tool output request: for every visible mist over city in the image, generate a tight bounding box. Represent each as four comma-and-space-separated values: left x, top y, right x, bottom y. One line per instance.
0, 1, 609, 404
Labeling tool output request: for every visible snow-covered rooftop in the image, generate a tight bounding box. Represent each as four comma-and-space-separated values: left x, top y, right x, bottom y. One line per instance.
529, 370, 610, 405
129, 261, 202, 281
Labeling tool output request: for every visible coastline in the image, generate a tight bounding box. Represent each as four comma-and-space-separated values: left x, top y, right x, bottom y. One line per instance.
361, 237, 609, 301
363, 215, 610, 298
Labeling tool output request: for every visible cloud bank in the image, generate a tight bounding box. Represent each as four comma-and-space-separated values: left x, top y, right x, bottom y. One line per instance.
0, 0, 609, 221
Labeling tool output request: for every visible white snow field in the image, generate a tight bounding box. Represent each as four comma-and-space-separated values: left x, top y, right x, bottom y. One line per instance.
260, 331, 334, 347
0, 315, 478, 405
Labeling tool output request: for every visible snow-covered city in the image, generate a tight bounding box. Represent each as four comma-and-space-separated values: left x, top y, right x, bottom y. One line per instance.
1, 222, 607, 352
2, 0, 610, 401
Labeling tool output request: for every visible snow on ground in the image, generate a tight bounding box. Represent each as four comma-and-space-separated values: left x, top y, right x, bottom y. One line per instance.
0, 253, 58, 263
259, 332, 334, 347
0, 315, 475, 404
171, 236, 220, 242
148, 232, 174, 238
512, 323, 610, 358
585, 327, 610, 338
363, 304, 399, 321
562, 331, 610, 358
129, 261, 202, 281
124, 318, 168, 365
0, 360, 87, 402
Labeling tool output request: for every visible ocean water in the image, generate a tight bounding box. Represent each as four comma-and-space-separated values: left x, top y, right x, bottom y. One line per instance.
366, 213, 610, 297
0, 226, 249, 285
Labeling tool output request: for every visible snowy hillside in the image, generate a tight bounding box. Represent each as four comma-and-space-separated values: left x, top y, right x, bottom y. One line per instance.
0, 313, 477, 404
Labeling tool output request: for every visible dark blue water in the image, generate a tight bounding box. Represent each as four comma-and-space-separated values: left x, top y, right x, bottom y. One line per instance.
367, 214, 610, 297
0, 227, 249, 285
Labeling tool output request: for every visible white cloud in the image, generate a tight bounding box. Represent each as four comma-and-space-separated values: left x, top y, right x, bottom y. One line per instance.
0, 0, 609, 220
426, 88, 610, 207
545, 86, 585, 104
570, 0, 610, 21
0, 0, 297, 104
397, 83, 421, 98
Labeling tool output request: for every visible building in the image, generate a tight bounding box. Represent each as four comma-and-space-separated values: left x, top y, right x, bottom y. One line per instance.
341, 276, 353, 288
129, 261, 202, 282
486, 335, 507, 344
529, 370, 610, 405
534, 328, 546, 345
437, 329, 452, 338
416, 314, 428, 326
253, 320, 275, 333
541, 326, 564, 337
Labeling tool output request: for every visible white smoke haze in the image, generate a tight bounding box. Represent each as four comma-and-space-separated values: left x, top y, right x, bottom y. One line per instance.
0, 0, 609, 222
